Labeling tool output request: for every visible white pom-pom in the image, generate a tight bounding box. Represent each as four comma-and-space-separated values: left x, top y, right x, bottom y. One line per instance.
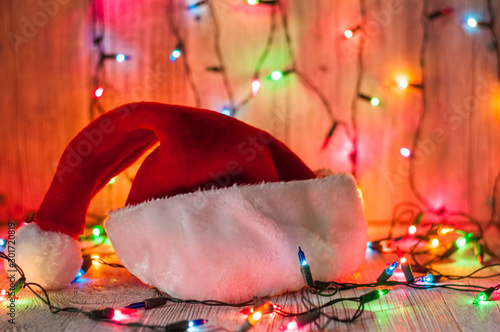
4, 223, 82, 289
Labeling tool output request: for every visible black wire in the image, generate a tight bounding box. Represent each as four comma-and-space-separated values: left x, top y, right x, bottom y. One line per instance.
349, 0, 367, 179
206, 0, 236, 112
486, 0, 500, 80
168, 0, 202, 107
408, 0, 435, 212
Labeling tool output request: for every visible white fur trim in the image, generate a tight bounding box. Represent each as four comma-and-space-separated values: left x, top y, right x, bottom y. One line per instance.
4, 223, 83, 289
105, 174, 367, 303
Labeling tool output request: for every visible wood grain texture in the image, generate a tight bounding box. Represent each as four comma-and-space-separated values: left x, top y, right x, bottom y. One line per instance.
0, 1, 499, 220
0, 224, 499, 331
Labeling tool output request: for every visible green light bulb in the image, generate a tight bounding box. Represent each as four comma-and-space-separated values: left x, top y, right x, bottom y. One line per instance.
378, 289, 389, 297
270, 70, 284, 80
370, 98, 380, 106
472, 287, 495, 305
456, 237, 467, 248
92, 226, 103, 237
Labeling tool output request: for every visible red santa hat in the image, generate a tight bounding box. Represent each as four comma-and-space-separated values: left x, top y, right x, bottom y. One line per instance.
10, 102, 367, 303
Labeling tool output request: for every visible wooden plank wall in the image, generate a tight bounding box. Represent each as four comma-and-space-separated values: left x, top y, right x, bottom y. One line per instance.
1, 0, 500, 223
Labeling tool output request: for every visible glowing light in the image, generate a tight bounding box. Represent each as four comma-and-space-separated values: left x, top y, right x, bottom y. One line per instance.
370, 97, 380, 106
456, 237, 467, 248
270, 70, 284, 80
0, 289, 8, 302
115, 54, 126, 62
92, 226, 103, 237
170, 48, 181, 62
248, 0, 259, 5
437, 226, 454, 236
108, 177, 116, 185
94, 86, 104, 99
0, 238, 5, 246
356, 188, 363, 200
386, 261, 398, 274
344, 29, 353, 38
221, 108, 232, 116
398, 79, 409, 89
422, 274, 443, 284
408, 225, 417, 234
250, 311, 262, 323
251, 79, 262, 96
112, 309, 129, 321
472, 287, 495, 305
360, 289, 389, 303
400, 147, 411, 157
400, 257, 407, 264
467, 18, 478, 28
76, 269, 84, 278
285, 320, 299, 331
431, 238, 440, 247
91, 255, 100, 266
378, 289, 389, 296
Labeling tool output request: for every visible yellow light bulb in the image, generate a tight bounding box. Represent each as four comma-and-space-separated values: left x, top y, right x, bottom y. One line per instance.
398, 80, 408, 89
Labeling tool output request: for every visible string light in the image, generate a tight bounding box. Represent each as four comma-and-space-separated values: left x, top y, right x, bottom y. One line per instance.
93, 86, 104, 99
377, 260, 399, 283
92, 225, 104, 237
344, 25, 360, 39
187, 0, 207, 10
408, 225, 417, 234
115, 53, 126, 62
398, 79, 409, 89
238, 301, 273, 332
251, 79, 262, 96
474, 243, 484, 264
420, 274, 442, 283
166, 319, 207, 332
89, 307, 115, 320
247, 0, 259, 5
437, 226, 454, 236
108, 177, 116, 185
357, 93, 380, 106
427, 7, 453, 20
430, 238, 440, 248
466, 18, 478, 28
279, 309, 320, 331
298, 247, 315, 288
170, 44, 182, 62
400, 147, 411, 158
472, 287, 496, 305
221, 108, 232, 116
359, 289, 389, 303
397, 247, 414, 283
0, 238, 5, 247
270, 70, 284, 80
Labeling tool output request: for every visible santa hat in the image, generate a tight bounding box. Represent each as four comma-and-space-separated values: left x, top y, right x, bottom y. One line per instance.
10, 102, 367, 303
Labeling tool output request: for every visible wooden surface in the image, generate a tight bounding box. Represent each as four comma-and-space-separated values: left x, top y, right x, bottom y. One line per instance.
2, 0, 500, 223
1, 224, 499, 331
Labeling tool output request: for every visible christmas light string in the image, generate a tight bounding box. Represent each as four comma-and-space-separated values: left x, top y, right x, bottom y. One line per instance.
3, 243, 500, 331
90, 0, 130, 121
368, 1, 500, 279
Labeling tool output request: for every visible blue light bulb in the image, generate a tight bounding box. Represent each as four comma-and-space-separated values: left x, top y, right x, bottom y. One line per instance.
116, 53, 126, 62
298, 247, 308, 266
0, 238, 6, 246
170, 49, 181, 62
385, 261, 398, 275
221, 108, 232, 116
422, 274, 433, 283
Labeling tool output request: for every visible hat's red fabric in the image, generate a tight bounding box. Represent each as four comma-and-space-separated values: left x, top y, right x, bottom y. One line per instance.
35, 102, 316, 239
